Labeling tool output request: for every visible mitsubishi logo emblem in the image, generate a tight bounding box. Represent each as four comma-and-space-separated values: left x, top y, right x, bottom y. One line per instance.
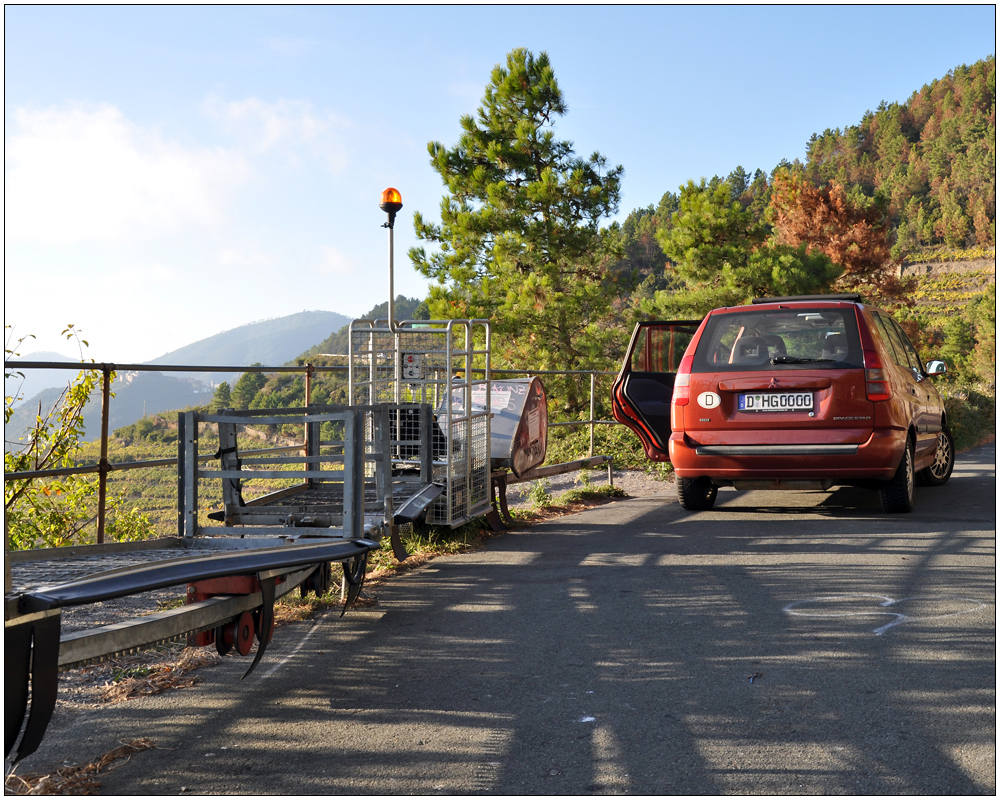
768, 377, 780, 388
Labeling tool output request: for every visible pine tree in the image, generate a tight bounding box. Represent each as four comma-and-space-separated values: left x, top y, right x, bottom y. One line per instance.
230, 365, 267, 410
211, 381, 232, 412
409, 48, 624, 411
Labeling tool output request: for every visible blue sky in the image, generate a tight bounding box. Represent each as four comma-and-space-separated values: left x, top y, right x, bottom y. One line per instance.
5, 5, 996, 362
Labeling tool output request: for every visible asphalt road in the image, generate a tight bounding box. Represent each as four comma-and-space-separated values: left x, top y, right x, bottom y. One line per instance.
18, 444, 995, 795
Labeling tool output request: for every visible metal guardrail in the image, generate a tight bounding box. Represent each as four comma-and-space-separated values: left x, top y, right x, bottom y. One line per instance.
489, 368, 619, 457
4, 360, 622, 543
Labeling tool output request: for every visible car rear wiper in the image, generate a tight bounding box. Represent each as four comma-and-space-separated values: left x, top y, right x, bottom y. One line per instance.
770, 356, 836, 364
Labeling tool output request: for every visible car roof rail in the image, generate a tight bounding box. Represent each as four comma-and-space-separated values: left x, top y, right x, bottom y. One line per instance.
751, 293, 863, 304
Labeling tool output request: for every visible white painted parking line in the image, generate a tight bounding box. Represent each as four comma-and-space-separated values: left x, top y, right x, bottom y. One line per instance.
784, 593, 987, 635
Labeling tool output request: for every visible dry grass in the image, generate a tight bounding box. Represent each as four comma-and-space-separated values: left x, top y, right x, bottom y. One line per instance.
511, 496, 623, 525
4, 739, 155, 796
94, 648, 221, 704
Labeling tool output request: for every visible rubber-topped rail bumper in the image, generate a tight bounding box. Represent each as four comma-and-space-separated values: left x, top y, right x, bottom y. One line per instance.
14, 539, 376, 614
5, 538, 378, 765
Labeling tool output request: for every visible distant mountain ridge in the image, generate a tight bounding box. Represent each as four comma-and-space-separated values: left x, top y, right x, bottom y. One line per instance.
6, 309, 355, 447
295, 297, 428, 362
6, 372, 213, 445
5, 351, 78, 408
148, 310, 353, 378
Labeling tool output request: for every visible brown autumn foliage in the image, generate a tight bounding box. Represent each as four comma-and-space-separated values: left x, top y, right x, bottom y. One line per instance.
769, 171, 915, 308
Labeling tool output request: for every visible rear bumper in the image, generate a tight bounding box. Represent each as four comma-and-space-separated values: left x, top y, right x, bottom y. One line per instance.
669, 429, 906, 481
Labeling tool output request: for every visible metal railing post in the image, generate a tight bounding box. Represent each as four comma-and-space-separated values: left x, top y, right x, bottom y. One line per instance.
589, 371, 596, 458
304, 364, 313, 460
176, 412, 186, 537
183, 412, 199, 538
96, 366, 112, 544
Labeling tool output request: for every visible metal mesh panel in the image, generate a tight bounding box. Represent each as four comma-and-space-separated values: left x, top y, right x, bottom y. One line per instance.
350, 319, 491, 527
469, 414, 490, 509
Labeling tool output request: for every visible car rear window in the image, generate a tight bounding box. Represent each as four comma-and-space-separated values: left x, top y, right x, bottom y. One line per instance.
691, 307, 864, 372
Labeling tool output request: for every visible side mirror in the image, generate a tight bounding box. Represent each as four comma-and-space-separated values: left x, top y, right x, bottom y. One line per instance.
925, 360, 948, 376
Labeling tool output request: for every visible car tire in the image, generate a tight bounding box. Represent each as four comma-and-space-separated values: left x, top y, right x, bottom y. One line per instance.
677, 476, 718, 511
916, 426, 955, 487
880, 439, 915, 513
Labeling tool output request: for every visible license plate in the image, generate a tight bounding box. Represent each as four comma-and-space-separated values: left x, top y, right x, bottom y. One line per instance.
738, 392, 813, 412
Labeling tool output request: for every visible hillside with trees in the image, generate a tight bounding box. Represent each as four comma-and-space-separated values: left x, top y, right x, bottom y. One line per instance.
607, 55, 994, 381
804, 57, 995, 253
609, 57, 994, 275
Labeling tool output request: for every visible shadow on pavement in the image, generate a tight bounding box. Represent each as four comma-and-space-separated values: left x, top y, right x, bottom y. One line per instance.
20, 447, 995, 795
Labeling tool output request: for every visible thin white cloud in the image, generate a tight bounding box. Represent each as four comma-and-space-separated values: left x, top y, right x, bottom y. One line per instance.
217, 247, 274, 268
98, 263, 178, 288
315, 245, 356, 275
4, 103, 248, 245
201, 95, 350, 172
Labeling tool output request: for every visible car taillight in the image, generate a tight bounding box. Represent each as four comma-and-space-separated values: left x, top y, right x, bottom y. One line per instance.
864, 349, 891, 402
672, 354, 694, 406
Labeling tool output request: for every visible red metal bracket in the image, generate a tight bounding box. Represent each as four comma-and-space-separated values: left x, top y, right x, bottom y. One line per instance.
186, 574, 284, 647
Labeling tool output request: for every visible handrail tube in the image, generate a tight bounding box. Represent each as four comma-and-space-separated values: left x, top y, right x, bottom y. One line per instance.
5, 361, 349, 373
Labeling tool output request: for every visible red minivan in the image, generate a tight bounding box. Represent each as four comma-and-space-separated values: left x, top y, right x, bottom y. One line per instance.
612, 294, 954, 513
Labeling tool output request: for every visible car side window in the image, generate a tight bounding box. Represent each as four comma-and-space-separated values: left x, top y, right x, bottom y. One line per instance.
875, 312, 922, 378
870, 313, 906, 366
887, 317, 925, 377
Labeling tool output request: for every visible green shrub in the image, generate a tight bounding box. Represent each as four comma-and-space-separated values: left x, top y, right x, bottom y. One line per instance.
559, 484, 628, 504
941, 383, 996, 451
528, 479, 553, 509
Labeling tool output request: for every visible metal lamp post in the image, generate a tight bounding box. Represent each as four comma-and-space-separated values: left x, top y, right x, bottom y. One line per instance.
380, 187, 403, 332
380, 187, 404, 405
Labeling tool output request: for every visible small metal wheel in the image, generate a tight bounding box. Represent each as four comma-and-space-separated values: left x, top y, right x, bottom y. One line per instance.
218, 611, 256, 657
301, 561, 333, 597
215, 622, 233, 656
340, 553, 369, 616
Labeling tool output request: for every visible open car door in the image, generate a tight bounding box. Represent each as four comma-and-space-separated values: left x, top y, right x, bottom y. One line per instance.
611, 320, 702, 461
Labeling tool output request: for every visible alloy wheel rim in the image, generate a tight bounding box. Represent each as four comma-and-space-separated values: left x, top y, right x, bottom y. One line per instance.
930, 433, 952, 479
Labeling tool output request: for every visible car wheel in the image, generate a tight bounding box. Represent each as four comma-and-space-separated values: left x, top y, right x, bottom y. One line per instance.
916, 427, 955, 487
677, 476, 718, 511
880, 439, 915, 513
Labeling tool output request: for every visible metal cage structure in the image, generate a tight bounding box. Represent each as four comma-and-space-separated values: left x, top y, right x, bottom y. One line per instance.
348, 319, 492, 527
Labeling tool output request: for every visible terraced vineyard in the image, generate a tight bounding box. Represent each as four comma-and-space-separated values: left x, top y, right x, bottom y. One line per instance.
897, 253, 995, 331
